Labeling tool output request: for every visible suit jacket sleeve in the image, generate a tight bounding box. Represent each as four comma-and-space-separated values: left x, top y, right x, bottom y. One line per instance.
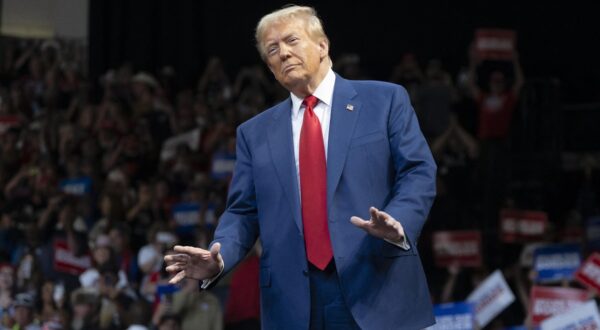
383, 85, 437, 247
211, 126, 260, 275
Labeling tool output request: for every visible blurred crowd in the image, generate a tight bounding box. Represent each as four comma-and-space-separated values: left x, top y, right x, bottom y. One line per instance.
0, 36, 598, 330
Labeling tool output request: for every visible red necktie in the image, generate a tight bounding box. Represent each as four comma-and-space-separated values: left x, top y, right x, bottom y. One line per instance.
299, 95, 333, 270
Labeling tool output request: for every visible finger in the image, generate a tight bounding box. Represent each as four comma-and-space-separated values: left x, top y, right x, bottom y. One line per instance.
164, 253, 190, 264
376, 209, 393, 222
369, 207, 379, 221
370, 207, 387, 225
174, 245, 207, 255
165, 262, 187, 274
168, 270, 186, 284
350, 216, 369, 229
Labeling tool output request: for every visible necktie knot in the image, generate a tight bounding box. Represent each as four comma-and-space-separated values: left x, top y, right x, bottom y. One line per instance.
303, 95, 319, 109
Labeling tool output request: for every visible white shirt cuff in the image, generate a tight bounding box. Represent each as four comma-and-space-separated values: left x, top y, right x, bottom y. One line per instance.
384, 218, 410, 250
385, 236, 410, 250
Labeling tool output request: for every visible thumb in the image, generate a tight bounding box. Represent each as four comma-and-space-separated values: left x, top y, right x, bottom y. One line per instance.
210, 242, 221, 258
350, 216, 369, 229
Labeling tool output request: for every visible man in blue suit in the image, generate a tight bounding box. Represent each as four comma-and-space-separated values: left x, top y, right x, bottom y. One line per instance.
165, 5, 436, 329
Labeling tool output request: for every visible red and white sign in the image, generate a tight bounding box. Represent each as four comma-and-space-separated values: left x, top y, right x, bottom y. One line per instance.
433, 230, 482, 268
466, 270, 515, 328
530, 286, 589, 325
541, 300, 600, 330
575, 252, 600, 294
53, 239, 92, 275
474, 29, 517, 60
500, 209, 547, 243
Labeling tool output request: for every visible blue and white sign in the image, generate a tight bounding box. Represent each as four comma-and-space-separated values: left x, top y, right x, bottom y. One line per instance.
204, 204, 217, 229
428, 302, 475, 330
59, 176, 92, 196
172, 202, 200, 234
534, 243, 582, 283
541, 300, 600, 330
156, 284, 180, 301
211, 151, 235, 180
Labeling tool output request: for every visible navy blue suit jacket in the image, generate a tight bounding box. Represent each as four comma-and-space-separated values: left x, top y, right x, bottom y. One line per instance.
212, 75, 436, 329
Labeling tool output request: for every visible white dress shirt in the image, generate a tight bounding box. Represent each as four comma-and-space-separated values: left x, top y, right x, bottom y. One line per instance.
290, 69, 335, 188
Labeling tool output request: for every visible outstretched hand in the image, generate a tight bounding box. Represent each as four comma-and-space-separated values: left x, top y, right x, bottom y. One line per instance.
350, 207, 405, 243
164, 243, 223, 284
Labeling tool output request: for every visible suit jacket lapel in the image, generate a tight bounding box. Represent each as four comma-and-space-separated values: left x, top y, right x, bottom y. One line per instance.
327, 76, 361, 215
267, 99, 303, 233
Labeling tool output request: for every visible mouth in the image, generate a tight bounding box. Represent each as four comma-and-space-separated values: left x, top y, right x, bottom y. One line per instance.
282, 64, 298, 74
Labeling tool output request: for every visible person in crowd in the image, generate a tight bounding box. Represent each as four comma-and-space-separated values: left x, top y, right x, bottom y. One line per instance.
0, 264, 15, 329
467, 45, 525, 266
70, 287, 101, 330
152, 278, 222, 330
154, 314, 181, 330
11, 292, 41, 330
414, 59, 457, 141
389, 52, 424, 101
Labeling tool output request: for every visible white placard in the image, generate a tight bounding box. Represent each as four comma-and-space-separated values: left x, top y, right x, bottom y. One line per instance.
466, 269, 515, 327
541, 300, 600, 330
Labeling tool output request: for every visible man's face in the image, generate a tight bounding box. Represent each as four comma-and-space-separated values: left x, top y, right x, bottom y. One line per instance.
262, 19, 328, 94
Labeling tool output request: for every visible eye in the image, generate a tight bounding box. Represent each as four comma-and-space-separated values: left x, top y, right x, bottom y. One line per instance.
267, 45, 278, 56
288, 37, 299, 44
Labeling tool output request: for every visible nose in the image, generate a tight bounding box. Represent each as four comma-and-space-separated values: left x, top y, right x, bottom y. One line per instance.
279, 43, 291, 60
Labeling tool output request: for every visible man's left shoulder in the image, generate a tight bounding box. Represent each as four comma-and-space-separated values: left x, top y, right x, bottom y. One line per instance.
346, 78, 408, 97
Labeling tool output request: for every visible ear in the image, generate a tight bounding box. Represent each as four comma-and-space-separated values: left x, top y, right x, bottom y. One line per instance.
318, 39, 329, 60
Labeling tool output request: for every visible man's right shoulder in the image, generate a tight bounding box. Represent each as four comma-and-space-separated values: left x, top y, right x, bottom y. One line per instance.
238, 98, 290, 132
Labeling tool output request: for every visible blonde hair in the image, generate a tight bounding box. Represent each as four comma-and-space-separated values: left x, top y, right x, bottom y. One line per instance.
255, 5, 329, 60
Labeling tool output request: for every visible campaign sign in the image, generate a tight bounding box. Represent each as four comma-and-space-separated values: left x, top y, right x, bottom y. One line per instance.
428, 302, 474, 330
530, 286, 589, 325
172, 202, 200, 234
533, 244, 581, 282
467, 269, 515, 328
474, 29, 517, 60
59, 176, 92, 196
211, 151, 236, 180
541, 300, 600, 330
586, 216, 600, 251
500, 209, 548, 243
53, 239, 92, 275
156, 284, 181, 301
575, 252, 600, 293
204, 204, 217, 228
433, 230, 482, 268
160, 128, 200, 161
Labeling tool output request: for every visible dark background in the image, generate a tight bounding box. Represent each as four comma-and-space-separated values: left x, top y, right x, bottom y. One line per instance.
89, 1, 600, 103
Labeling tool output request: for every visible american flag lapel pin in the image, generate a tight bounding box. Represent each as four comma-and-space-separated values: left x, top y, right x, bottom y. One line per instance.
346, 104, 354, 111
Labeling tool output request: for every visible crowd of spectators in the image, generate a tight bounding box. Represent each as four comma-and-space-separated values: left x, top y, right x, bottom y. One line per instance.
0, 36, 598, 330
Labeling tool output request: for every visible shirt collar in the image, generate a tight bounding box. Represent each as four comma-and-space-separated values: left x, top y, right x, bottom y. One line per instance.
290, 68, 336, 119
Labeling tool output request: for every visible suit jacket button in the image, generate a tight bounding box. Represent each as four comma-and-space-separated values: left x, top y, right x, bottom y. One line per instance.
302, 269, 308, 276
